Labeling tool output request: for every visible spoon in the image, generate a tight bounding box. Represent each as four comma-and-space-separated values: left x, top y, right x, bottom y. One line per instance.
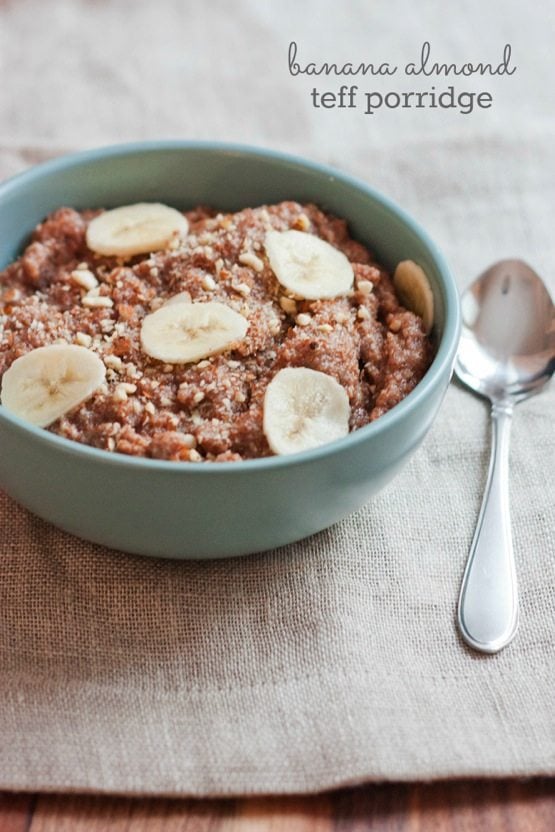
454, 259, 555, 653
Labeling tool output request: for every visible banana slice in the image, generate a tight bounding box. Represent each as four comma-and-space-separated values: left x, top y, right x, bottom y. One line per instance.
86, 203, 188, 258
393, 260, 434, 334
263, 367, 350, 455
264, 230, 354, 300
140, 302, 248, 364
1, 344, 106, 428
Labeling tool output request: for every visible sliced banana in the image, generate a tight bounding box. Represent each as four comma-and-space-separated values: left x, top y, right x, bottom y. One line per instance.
140, 302, 248, 364
86, 203, 188, 258
264, 230, 354, 300
393, 260, 434, 334
0, 344, 106, 428
263, 367, 350, 455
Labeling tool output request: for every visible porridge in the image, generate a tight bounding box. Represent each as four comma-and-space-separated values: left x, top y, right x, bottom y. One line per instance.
0, 201, 434, 461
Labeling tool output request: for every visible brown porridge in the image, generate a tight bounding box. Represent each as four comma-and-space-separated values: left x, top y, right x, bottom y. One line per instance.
0, 202, 433, 461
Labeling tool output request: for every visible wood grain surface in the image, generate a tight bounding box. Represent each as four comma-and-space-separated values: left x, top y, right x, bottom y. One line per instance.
1, 780, 554, 831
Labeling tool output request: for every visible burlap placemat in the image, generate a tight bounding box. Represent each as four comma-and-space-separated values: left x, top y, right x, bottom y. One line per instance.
1, 0, 554, 797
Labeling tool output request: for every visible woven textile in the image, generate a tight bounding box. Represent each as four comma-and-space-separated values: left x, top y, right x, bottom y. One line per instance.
0, 0, 554, 795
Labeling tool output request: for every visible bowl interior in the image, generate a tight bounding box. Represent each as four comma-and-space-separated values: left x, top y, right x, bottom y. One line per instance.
0, 143, 454, 345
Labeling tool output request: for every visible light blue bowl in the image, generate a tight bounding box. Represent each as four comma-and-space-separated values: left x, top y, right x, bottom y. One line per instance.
0, 142, 460, 558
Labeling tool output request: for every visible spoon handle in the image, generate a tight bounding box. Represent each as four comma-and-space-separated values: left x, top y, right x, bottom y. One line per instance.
457, 402, 519, 653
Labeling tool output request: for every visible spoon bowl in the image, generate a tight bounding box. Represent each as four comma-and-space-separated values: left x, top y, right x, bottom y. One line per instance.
455, 259, 554, 653
456, 259, 555, 404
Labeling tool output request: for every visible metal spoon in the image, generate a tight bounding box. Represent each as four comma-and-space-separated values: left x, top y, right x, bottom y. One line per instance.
454, 259, 554, 653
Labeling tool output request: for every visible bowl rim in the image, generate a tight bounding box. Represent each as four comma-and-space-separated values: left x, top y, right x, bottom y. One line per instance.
0, 140, 461, 474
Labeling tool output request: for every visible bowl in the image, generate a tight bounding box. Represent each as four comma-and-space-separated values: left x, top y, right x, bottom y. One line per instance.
0, 142, 460, 559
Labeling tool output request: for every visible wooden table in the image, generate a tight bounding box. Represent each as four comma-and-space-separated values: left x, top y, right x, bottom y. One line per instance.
1, 780, 554, 830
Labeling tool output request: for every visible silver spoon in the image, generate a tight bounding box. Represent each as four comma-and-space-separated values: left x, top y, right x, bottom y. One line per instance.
454, 259, 554, 653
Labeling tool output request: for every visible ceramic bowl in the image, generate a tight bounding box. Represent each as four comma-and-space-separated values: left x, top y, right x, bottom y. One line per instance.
0, 142, 460, 558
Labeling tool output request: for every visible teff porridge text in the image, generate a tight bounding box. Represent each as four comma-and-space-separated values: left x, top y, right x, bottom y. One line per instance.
288, 41, 517, 116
